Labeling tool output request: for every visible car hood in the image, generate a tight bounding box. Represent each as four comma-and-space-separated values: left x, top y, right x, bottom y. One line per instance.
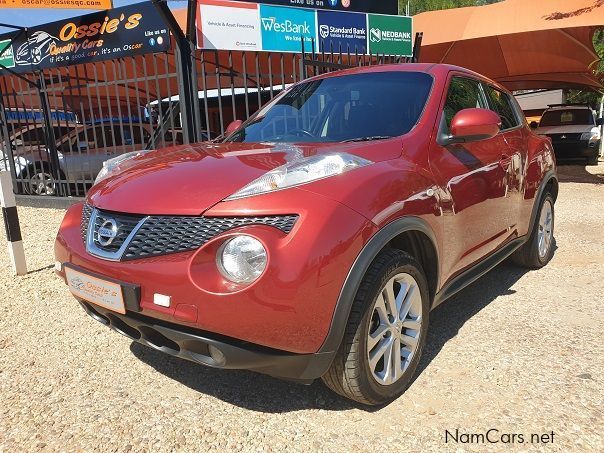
88, 139, 402, 215
535, 125, 594, 135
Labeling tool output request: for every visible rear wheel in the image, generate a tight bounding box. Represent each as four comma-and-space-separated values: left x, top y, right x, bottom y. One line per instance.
511, 192, 555, 268
21, 164, 63, 196
587, 154, 599, 166
322, 249, 430, 405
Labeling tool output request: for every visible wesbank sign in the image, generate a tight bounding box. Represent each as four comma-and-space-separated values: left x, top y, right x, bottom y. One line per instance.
259, 5, 316, 52
195, 1, 412, 56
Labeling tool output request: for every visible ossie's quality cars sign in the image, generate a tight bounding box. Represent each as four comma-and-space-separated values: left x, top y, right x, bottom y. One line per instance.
0, 3, 169, 73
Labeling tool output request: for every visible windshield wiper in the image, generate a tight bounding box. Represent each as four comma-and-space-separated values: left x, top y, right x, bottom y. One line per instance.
342, 135, 393, 143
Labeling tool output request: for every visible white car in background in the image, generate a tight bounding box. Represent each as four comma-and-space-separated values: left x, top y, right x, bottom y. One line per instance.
533, 104, 603, 166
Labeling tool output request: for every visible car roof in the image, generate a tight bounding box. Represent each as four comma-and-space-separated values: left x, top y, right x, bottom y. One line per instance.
544, 105, 592, 111
302, 63, 509, 93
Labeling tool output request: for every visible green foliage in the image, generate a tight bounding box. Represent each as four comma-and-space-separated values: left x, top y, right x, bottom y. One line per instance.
399, 0, 501, 16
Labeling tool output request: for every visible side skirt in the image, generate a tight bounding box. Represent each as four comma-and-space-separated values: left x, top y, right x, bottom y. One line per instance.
432, 237, 526, 309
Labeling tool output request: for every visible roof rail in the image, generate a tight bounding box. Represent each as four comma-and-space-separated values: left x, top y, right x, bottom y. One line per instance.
547, 103, 591, 108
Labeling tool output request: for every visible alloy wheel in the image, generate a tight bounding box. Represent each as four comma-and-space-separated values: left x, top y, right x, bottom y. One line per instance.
27, 172, 56, 195
367, 272, 423, 385
537, 199, 553, 259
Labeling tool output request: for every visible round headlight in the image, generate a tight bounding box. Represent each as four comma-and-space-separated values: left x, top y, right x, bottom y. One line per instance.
217, 236, 267, 284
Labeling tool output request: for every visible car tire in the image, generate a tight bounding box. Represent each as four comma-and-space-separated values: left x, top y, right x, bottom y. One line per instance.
511, 192, 555, 269
21, 164, 62, 196
322, 249, 430, 405
587, 154, 599, 166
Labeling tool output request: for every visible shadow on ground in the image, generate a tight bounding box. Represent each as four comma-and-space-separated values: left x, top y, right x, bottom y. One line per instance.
556, 162, 604, 185
131, 260, 534, 413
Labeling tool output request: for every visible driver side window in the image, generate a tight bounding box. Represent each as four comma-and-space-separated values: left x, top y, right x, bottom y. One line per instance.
443, 77, 488, 131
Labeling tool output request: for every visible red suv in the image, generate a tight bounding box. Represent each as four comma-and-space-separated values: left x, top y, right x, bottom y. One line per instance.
55, 64, 557, 405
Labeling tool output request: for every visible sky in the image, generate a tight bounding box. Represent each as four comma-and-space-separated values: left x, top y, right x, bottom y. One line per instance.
0, 0, 183, 34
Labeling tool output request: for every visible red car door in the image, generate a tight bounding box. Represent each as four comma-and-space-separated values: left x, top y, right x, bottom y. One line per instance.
482, 84, 528, 236
429, 75, 514, 281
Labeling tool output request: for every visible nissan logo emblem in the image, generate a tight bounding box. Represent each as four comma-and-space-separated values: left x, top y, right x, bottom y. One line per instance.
97, 219, 118, 247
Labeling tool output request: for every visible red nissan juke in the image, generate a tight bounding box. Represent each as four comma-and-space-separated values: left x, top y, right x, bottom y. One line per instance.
55, 64, 557, 405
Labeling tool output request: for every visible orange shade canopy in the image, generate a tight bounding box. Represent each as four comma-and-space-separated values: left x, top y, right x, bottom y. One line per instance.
414, 0, 604, 91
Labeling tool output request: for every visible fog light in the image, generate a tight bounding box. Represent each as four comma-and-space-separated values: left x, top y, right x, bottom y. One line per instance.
216, 235, 267, 284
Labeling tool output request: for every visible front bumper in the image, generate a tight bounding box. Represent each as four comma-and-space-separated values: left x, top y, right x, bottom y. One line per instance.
55, 188, 376, 355
79, 300, 334, 382
550, 139, 600, 159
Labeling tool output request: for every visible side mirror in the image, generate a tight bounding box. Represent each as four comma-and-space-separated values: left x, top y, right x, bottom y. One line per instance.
596, 117, 604, 126
226, 120, 242, 135
448, 108, 501, 144
529, 121, 539, 129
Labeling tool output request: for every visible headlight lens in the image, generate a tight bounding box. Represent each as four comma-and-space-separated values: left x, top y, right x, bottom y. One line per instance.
94, 150, 152, 185
225, 153, 372, 200
217, 235, 267, 284
580, 127, 601, 142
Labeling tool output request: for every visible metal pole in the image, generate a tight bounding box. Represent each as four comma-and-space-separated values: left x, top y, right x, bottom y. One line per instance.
412, 32, 423, 63
152, 0, 199, 144
0, 171, 27, 275
599, 94, 603, 159
38, 72, 63, 196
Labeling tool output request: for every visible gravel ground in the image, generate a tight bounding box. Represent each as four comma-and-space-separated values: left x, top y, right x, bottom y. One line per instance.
1, 163, 603, 452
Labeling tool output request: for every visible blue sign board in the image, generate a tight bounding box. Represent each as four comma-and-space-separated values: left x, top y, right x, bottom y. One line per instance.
259, 5, 316, 52
316, 10, 367, 53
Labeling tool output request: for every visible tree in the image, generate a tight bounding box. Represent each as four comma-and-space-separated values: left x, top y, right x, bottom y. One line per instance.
399, 0, 502, 16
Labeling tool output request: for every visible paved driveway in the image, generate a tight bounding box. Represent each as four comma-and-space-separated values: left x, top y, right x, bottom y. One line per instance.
1, 164, 602, 451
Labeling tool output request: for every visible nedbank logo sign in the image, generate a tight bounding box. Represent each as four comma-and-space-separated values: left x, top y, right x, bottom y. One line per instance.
368, 14, 412, 56
0, 39, 15, 69
260, 5, 316, 52
370, 28, 381, 42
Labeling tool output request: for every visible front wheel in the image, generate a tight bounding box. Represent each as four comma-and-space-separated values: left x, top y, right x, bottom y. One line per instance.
511, 192, 555, 268
322, 249, 430, 405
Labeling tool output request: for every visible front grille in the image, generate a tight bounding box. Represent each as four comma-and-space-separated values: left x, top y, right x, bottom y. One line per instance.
546, 133, 583, 142
81, 203, 298, 261
123, 215, 298, 260
92, 210, 144, 254
81, 203, 93, 241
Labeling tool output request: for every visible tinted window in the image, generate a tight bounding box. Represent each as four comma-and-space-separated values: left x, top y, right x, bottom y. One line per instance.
539, 109, 595, 127
227, 72, 433, 143
443, 77, 487, 129
484, 86, 519, 130
16, 127, 46, 145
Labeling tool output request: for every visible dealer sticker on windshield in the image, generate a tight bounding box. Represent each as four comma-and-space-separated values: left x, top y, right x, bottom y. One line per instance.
65, 267, 126, 314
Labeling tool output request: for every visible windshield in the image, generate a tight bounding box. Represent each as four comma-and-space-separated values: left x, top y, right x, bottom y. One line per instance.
540, 109, 595, 127
226, 71, 433, 144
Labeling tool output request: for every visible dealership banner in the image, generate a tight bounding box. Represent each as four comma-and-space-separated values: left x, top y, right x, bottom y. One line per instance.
229, 0, 398, 14
368, 14, 413, 57
259, 4, 316, 52
197, 1, 412, 56
0, 2, 170, 74
0, 0, 112, 9
197, 0, 261, 51
316, 10, 366, 53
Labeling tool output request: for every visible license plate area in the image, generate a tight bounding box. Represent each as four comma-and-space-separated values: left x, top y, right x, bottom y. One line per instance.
65, 266, 126, 314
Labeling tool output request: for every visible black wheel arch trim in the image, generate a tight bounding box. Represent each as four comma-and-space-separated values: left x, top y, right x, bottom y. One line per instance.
318, 216, 439, 355
528, 169, 558, 233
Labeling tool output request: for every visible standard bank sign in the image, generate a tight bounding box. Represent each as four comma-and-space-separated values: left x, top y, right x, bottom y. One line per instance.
260, 5, 316, 52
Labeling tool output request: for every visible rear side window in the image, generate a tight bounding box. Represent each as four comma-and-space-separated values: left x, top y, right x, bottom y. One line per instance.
443, 77, 488, 129
539, 109, 595, 127
484, 85, 520, 130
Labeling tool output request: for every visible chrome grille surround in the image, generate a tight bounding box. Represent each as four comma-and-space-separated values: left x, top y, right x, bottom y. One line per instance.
81, 203, 298, 261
